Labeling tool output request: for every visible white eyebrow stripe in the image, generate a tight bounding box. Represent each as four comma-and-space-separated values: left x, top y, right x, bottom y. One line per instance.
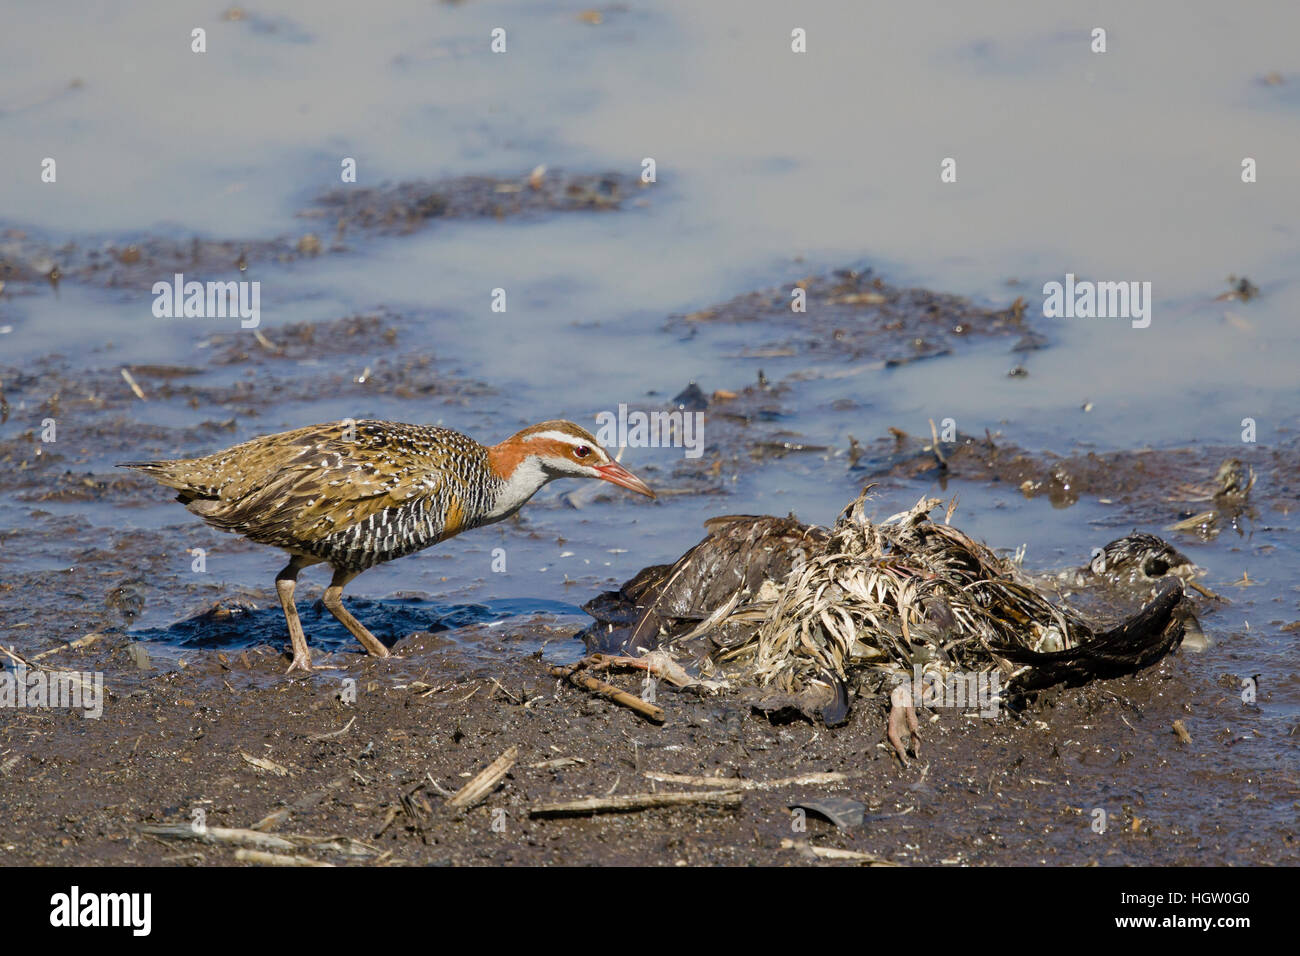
525, 431, 588, 445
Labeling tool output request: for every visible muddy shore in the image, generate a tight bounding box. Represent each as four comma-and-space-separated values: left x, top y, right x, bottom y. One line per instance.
2, 624, 1289, 866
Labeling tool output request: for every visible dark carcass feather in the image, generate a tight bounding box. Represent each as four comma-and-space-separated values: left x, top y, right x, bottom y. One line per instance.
991, 577, 1186, 690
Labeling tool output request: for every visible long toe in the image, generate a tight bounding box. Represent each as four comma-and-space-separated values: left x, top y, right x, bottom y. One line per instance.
887, 685, 921, 763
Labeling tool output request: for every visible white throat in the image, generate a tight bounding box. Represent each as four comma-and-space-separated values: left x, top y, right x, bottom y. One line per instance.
482, 456, 553, 522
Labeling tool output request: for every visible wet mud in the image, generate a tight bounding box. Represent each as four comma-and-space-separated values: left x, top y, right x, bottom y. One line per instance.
0, 626, 1290, 866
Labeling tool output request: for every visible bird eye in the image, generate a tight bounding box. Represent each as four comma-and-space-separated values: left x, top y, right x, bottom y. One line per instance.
574, 445, 591, 459
1143, 556, 1169, 577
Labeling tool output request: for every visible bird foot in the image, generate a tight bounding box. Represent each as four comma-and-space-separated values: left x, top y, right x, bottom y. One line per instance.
285, 652, 314, 674
887, 684, 922, 764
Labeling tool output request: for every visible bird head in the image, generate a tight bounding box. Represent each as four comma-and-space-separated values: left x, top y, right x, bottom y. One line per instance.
492, 420, 655, 498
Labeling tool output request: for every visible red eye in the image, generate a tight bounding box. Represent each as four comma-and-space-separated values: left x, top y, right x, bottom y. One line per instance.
574, 445, 591, 459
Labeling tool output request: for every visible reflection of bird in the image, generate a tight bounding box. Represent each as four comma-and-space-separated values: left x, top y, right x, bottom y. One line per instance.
122, 419, 653, 671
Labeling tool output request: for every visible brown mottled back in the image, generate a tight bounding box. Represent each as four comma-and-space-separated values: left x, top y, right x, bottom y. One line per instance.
122, 420, 501, 567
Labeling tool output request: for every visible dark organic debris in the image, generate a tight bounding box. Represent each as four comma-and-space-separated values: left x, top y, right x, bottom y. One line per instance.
1217, 275, 1260, 302
671, 381, 709, 411
849, 427, 1270, 520
105, 579, 147, 620
1012, 330, 1050, 352
308, 169, 635, 235
666, 267, 1030, 363
789, 796, 867, 830
0, 170, 639, 290
581, 487, 1191, 728
1213, 458, 1255, 500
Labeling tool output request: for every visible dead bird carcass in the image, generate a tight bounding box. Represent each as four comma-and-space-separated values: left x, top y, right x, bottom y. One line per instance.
579, 488, 1195, 759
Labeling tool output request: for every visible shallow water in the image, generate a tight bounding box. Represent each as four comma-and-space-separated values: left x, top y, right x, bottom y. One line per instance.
1, 1, 1297, 816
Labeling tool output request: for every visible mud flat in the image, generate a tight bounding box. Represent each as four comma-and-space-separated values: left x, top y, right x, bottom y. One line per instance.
1, 624, 1288, 867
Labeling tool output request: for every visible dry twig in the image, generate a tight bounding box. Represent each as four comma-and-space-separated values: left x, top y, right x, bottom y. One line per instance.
447, 746, 518, 809
530, 789, 742, 817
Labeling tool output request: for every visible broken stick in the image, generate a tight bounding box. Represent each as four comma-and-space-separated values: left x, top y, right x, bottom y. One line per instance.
447, 745, 518, 810
643, 770, 863, 791
530, 789, 742, 817
141, 824, 296, 851
550, 663, 664, 723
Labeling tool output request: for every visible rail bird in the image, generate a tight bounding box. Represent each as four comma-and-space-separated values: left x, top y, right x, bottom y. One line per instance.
120, 419, 654, 671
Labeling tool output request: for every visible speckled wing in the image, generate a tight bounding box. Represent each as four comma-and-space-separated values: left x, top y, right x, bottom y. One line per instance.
189, 423, 443, 548
123, 420, 496, 565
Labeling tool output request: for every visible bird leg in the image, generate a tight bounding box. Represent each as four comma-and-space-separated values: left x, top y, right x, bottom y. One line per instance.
276, 557, 315, 673
323, 568, 391, 659
887, 683, 922, 764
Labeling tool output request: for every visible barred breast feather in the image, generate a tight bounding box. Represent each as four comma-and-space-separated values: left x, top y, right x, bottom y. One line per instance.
123, 420, 505, 570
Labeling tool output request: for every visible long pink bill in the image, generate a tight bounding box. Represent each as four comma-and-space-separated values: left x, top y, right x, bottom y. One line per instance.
594, 461, 656, 499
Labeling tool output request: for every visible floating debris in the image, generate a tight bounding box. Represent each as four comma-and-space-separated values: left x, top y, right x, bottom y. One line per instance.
126, 643, 152, 671
1163, 458, 1255, 543
1167, 510, 1218, 535
672, 381, 708, 411
1213, 458, 1255, 499
1013, 330, 1049, 352
1217, 275, 1260, 302
120, 367, 147, 401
